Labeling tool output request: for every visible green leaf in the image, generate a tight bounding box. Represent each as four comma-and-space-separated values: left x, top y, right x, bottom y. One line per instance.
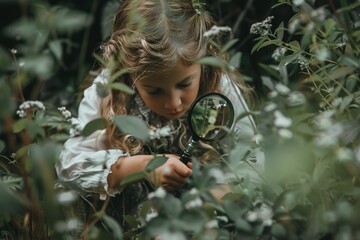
113, 115, 150, 142
329, 66, 355, 80
339, 55, 360, 68
257, 39, 281, 51
81, 118, 107, 137
251, 37, 267, 54
145, 156, 168, 173
221, 39, 239, 53
49, 40, 63, 62
196, 56, 228, 69
110, 82, 135, 94
229, 52, 241, 69
276, 22, 284, 41
120, 171, 146, 185
13, 119, 30, 133
102, 214, 123, 240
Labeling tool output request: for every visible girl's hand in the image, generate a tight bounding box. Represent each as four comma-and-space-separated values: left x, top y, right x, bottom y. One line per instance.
148, 154, 192, 191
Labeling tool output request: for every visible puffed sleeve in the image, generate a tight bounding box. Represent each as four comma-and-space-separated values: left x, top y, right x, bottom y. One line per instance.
220, 74, 265, 187
55, 70, 128, 200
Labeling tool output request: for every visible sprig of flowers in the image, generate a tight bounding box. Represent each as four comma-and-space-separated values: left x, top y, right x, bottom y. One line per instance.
16, 100, 46, 118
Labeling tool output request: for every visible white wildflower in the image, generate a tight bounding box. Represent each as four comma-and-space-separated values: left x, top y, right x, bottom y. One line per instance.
149, 125, 171, 140
208, 116, 216, 124
314, 132, 338, 147
265, 103, 277, 112
205, 220, 218, 229
16, 100, 46, 118
252, 133, 264, 144
316, 48, 330, 62
272, 47, 287, 61
331, 98, 342, 107
311, 7, 327, 22
268, 91, 279, 98
287, 91, 306, 106
148, 187, 166, 199
146, 212, 158, 222
314, 110, 335, 130
10, 48, 18, 54
336, 147, 354, 161
18, 61, 25, 68
275, 83, 290, 95
274, 110, 292, 128
208, 168, 225, 182
54, 218, 83, 232
278, 128, 293, 139
250, 16, 274, 36
58, 106, 72, 120
185, 197, 203, 209
189, 188, 199, 195
204, 25, 232, 38
288, 18, 300, 33
292, 0, 305, 6
57, 191, 78, 205
216, 215, 229, 223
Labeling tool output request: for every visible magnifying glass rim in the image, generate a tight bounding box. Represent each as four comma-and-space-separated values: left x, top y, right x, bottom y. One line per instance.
188, 92, 234, 142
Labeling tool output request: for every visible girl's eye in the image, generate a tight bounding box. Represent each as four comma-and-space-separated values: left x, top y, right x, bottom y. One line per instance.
146, 88, 162, 95
178, 81, 192, 89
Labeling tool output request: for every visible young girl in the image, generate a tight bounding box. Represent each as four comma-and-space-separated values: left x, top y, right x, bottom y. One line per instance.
56, 0, 264, 234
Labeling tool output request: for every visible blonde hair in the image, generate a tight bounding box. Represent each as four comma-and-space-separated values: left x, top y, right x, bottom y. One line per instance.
97, 0, 242, 161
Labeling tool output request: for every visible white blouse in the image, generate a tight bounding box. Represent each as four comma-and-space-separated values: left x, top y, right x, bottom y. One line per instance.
55, 70, 264, 200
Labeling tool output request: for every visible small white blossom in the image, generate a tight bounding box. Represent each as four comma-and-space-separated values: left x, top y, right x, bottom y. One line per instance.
54, 218, 83, 232
204, 25, 232, 38
208, 168, 225, 182
16, 100, 46, 118
58, 106, 72, 120
208, 116, 216, 124
292, 0, 305, 6
57, 191, 78, 205
149, 125, 171, 140
10, 48, 18, 54
274, 110, 292, 128
185, 197, 203, 209
287, 91, 306, 106
250, 16, 274, 36
316, 48, 330, 62
272, 47, 287, 61
189, 188, 199, 195
289, 18, 301, 33
265, 103, 277, 112
336, 147, 354, 161
205, 220, 218, 229
145, 212, 158, 222
148, 187, 166, 199
278, 128, 293, 139
216, 215, 229, 223
268, 91, 279, 98
331, 98, 342, 107
252, 133, 264, 144
18, 61, 25, 68
275, 83, 290, 95
311, 7, 327, 22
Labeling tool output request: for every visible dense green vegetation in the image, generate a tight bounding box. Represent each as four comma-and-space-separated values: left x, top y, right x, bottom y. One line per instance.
1, 0, 359, 239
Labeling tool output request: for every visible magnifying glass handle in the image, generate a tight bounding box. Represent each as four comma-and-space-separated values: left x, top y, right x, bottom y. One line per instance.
180, 150, 191, 164
179, 139, 197, 164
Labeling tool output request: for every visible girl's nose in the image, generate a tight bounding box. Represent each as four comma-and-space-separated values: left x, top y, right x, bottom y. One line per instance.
164, 92, 182, 110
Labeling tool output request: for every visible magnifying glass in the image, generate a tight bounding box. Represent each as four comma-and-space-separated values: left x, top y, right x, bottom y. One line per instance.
180, 92, 235, 164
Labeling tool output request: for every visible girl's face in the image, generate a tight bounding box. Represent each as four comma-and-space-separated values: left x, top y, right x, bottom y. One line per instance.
134, 61, 201, 121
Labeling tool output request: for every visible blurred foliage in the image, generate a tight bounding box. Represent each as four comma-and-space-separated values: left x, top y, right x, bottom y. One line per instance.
0, 0, 359, 239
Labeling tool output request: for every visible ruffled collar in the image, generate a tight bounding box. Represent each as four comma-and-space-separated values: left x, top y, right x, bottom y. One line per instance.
132, 93, 188, 141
